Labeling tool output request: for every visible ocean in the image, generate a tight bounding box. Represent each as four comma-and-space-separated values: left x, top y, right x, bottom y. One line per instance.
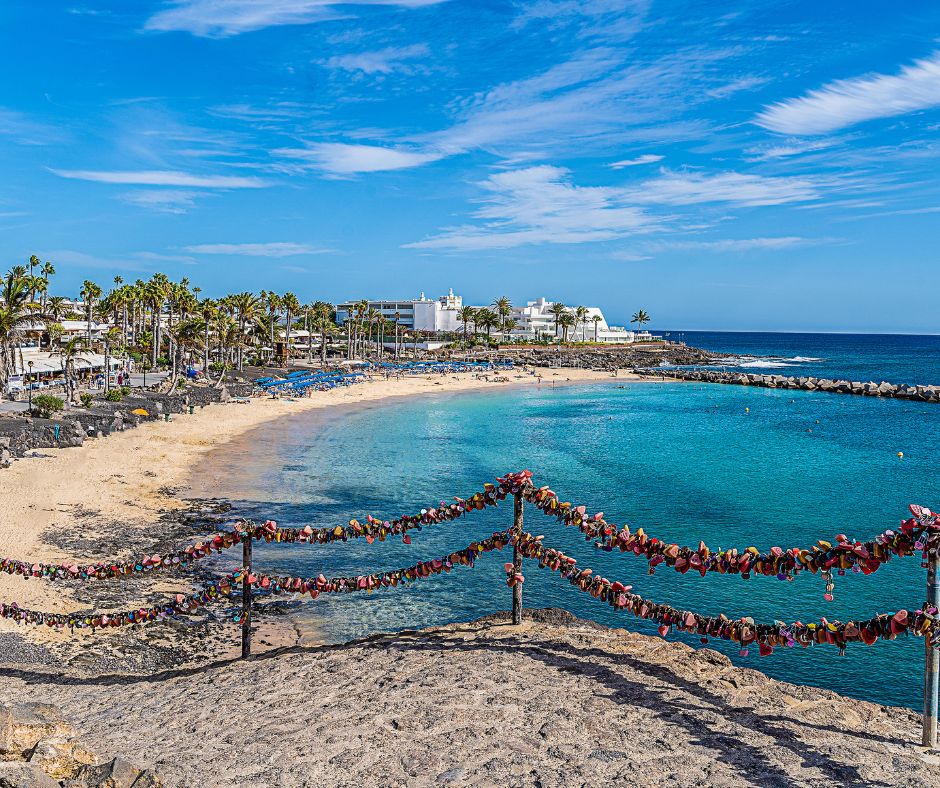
217, 333, 940, 710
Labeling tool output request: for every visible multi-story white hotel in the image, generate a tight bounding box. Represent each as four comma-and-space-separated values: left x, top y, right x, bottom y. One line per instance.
336, 290, 463, 332
336, 291, 652, 343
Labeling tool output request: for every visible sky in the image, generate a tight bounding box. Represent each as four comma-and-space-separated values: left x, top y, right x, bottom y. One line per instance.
1, 1, 939, 333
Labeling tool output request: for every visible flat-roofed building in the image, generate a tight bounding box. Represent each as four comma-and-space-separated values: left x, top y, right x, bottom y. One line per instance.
336, 290, 463, 333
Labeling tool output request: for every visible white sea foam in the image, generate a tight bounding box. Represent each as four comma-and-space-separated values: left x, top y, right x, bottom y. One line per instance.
709, 354, 825, 369
733, 360, 797, 368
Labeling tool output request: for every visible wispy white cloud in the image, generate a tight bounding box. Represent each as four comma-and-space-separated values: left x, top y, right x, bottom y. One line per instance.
120, 190, 204, 214
511, 0, 651, 41
325, 43, 429, 75
746, 137, 839, 160
609, 154, 663, 168
706, 75, 768, 100
274, 142, 444, 174
145, 0, 447, 37
287, 43, 734, 176
133, 251, 198, 264
0, 108, 63, 146
404, 165, 659, 250
430, 47, 714, 157
631, 169, 820, 207
756, 52, 940, 135
50, 169, 268, 188
183, 242, 332, 257
405, 165, 823, 251
649, 236, 808, 253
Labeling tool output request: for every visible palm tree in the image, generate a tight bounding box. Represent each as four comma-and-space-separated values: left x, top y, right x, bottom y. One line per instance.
311, 301, 335, 365
548, 301, 568, 338
46, 296, 67, 322
558, 312, 576, 343
631, 310, 651, 331
101, 326, 122, 393
393, 310, 401, 360
39, 261, 55, 311
593, 314, 602, 342
574, 306, 588, 342
475, 308, 498, 339
231, 292, 260, 370
196, 299, 217, 372
458, 306, 477, 346
145, 274, 170, 367
281, 292, 300, 365
206, 313, 237, 386
80, 279, 102, 348
492, 296, 512, 331
0, 271, 48, 400
52, 336, 90, 409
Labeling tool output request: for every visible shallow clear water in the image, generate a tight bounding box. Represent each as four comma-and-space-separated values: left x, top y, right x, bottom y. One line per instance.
229, 380, 939, 710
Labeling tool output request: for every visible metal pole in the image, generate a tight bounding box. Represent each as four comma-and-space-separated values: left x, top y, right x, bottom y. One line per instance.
241, 534, 253, 659
924, 547, 939, 748
512, 493, 523, 625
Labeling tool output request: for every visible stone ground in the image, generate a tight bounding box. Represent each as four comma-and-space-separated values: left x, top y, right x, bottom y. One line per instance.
0, 609, 937, 787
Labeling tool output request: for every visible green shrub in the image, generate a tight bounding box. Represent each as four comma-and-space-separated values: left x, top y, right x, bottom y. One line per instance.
79, 392, 93, 408
104, 389, 123, 402
33, 394, 64, 418
120, 385, 131, 396
176, 378, 186, 389
156, 356, 169, 367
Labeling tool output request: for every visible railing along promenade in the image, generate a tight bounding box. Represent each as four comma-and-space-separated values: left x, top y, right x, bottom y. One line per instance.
647, 367, 940, 403
1, 471, 938, 748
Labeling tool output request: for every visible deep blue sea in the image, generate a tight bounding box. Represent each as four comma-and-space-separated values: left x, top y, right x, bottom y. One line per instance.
671, 330, 940, 386
222, 333, 940, 710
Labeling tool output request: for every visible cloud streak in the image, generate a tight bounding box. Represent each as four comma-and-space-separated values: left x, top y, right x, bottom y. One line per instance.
325, 44, 430, 75
50, 169, 268, 188
145, 0, 446, 37
756, 52, 940, 135
274, 142, 443, 174
183, 242, 331, 256
609, 154, 663, 168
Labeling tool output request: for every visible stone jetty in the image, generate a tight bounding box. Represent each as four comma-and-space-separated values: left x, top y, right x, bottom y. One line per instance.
650, 368, 940, 403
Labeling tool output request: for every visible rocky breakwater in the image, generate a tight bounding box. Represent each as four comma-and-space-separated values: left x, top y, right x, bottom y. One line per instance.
655, 368, 940, 403
494, 343, 718, 372
0, 701, 161, 786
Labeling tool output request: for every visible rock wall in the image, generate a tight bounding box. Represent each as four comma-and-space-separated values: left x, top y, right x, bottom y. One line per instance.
652, 368, 940, 402
492, 344, 717, 371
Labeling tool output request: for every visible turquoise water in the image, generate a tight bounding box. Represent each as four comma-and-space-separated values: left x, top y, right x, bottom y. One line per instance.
233, 382, 939, 709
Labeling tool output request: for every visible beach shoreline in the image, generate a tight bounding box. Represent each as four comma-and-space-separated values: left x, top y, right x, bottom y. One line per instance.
0, 366, 649, 665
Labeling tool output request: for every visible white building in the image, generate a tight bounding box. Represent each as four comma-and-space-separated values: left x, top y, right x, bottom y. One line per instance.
473, 297, 643, 344
336, 290, 463, 333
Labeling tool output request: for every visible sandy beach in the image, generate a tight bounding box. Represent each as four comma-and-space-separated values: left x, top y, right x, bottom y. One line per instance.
0, 367, 630, 654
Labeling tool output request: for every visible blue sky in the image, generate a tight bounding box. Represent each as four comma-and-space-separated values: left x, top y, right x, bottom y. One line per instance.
1, 1, 939, 332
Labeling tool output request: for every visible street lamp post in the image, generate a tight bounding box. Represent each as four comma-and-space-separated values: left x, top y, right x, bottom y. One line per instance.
27, 360, 33, 413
